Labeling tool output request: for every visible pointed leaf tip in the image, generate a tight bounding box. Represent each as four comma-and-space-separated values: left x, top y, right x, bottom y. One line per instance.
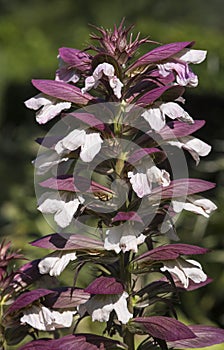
132, 316, 196, 341
168, 325, 224, 348
31, 79, 94, 105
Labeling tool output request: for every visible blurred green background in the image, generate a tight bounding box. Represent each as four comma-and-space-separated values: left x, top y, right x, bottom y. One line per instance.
0, 0, 224, 349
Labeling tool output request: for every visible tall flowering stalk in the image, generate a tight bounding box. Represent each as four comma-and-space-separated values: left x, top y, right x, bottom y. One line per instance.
1, 20, 224, 349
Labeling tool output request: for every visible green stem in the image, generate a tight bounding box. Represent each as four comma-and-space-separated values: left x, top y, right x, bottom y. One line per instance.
115, 108, 135, 349
124, 327, 135, 350
120, 253, 135, 349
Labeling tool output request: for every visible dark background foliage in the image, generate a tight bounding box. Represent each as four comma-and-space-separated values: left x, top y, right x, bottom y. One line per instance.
0, 1, 223, 348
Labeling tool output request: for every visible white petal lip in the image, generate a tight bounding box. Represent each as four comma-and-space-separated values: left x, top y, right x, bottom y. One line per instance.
21, 305, 74, 331
35, 101, 71, 124
81, 76, 96, 93
38, 252, 77, 276
142, 108, 166, 131
55, 129, 86, 154
82, 62, 123, 99
193, 198, 217, 213
178, 49, 207, 64
128, 172, 152, 198
182, 136, 212, 157
161, 258, 207, 288
128, 166, 170, 198
167, 136, 211, 164
104, 227, 146, 254
108, 75, 123, 99
146, 165, 170, 187
142, 102, 194, 131
80, 133, 103, 162
172, 197, 217, 218
118, 234, 146, 253
25, 93, 71, 124
160, 102, 194, 124
78, 292, 132, 324
24, 93, 51, 110
105, 223, 146, 254
172, 199, 185, 213
183, 202, 210, 217
37, 193, 84, 228
55, 130, 103, 162
112, 292, 133, 324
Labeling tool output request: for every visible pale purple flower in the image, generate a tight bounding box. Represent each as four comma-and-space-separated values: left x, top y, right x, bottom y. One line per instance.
24, 93, 71, 124
37, 192, 84, 228
20, 304, 75, 331
78, 291, 132, 324
81, 62, 123, 98
158, 61, 198, 87
160, 258, 207, 288
38, 251, 77, 276
55, 66, 80, 84
157, 49, 207, 87
55, 129, 103, 162
55, 56, 80, 83
142, 101, 193, 131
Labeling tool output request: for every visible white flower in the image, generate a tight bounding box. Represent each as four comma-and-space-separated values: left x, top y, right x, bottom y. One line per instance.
55, 129, 103, 162
37, 192, 85, 228
104, 225, 146, 254
128, 166, 170, 198
81, 62, 123, 98
147, 165, 170, 187
142, 102, 193, 131
25, 93, 71, 124
167, 136, 211, 165
38, 251, 77, 276
21, 304, 74, 331
160, 258, 207, 288
172, 197, 217, 218
78, 291, 132, 324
